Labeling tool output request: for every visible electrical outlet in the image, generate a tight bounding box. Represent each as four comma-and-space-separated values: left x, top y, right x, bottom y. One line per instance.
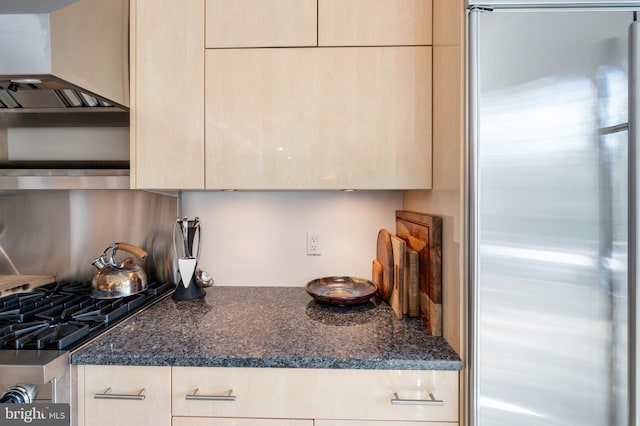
307, 231, 321, 256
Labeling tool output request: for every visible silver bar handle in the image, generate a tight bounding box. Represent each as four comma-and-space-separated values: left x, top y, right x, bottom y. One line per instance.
467, 6, 482, 426
629, 15, 640, 426
390, 392, 444, 406
185, 388, 236, 402
94, 387, 146, 400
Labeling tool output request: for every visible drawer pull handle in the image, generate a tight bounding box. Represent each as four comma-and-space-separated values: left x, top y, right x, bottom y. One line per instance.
391, 392, 444, 406
94, 387, 146, 400
185, 388, 237, 402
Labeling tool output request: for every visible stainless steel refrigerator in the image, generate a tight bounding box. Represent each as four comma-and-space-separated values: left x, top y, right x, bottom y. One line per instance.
468, 2, 640, 425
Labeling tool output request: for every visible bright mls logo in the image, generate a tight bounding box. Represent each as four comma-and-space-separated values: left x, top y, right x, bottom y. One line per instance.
5, 406, 46, 422
1, 404, 69, 425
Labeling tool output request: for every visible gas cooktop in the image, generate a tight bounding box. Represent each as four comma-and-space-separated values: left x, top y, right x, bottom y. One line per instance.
0, 280, 173, 351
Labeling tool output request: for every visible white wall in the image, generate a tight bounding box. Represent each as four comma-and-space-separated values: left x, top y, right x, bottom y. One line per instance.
181, 191, 403, 286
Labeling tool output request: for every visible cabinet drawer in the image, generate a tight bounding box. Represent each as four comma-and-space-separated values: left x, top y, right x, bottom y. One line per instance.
205, 0, 317, 48
174, 418, 312, 426
205, 46, 432, 190
316, 422, 456, 426
318, 0, 432, 46
83, 365, 171, 426
172, 368, 458, 422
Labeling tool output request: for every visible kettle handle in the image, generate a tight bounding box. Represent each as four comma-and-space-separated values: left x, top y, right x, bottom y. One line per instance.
115, 242, 148, 262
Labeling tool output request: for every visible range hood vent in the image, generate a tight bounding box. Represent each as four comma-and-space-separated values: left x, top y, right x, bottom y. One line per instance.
0, 0, 129, 127
0, 160, 130, 190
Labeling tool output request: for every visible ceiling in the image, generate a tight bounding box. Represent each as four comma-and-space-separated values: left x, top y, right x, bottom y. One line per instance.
0, 0, 77, 13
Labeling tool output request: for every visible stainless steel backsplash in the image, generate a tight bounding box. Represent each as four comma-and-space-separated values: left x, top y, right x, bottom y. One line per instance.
0, 190, 177, 283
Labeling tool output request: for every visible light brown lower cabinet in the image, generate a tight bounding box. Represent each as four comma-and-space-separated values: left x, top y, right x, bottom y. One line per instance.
174, 421, 453, 426
77, 366, 458, 426
173, 419, 312, 426
172, 367, 457, 423
315, 422, 457, 426
78, 365, 171, 426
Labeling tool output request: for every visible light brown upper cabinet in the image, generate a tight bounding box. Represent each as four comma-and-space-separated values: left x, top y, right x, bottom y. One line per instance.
318, 0, 432, 46
130, 0, 205, 189
132, 0, 434, 190
205, 46, 432, 190
205, 0, 317, 48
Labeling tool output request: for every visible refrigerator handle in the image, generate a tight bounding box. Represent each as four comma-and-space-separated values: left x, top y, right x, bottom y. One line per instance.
467, 6, 482, 426
629, 15, 639, 426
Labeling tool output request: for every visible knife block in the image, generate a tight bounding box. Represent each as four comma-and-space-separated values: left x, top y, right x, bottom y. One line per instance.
172, 276, 205, 301
172, 218, 206, 301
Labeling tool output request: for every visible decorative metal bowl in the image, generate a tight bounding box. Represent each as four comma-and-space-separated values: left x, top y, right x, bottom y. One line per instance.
306, 276, 377, 306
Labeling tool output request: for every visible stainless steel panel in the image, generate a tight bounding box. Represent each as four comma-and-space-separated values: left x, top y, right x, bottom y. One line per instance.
0, 175, 130, 190
0, 14, 50, 75
0, 351, 69, 403
471, 8, 631, 426
0, 190, 177, 282
0, 1, 130, 123
0, 351, 68, 386
0, 1, 79, 14
468, 1, 640, 7
0, 109, 130, 128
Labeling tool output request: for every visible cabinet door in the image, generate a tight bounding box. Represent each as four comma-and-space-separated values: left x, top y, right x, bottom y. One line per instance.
205, 0, 317, 48
83, 365, 171, 426
315, 422, 456, 426
318, 0, 432, 46
131, 0, 205, 189
174, 418, 312, 426
205, 46, 432, 190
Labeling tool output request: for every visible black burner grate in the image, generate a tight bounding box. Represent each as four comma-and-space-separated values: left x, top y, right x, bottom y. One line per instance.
0, 280, 173, 350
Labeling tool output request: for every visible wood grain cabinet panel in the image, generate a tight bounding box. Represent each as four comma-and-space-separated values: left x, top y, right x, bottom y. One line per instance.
174, 419, 312, 426
433, 45, 462, 191
318, 0, 432, 46
315, 422, 457, 426
172, 367, 457, 422
433, 0, 464, 46
205, 46, 432, 190
205, 0, 317, 48
130, 0, 205, 189
82, 365, 171, 426
78, 366, 458, 425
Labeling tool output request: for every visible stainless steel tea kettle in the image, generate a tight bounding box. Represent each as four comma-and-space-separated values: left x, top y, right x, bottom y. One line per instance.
91, 242, 148, 299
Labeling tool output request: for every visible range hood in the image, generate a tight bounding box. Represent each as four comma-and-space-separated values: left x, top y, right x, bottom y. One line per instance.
0, 0, 129, 127
0, 160, 129, 190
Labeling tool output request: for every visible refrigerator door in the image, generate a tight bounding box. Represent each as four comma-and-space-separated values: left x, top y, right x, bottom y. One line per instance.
469, 8, 631, 426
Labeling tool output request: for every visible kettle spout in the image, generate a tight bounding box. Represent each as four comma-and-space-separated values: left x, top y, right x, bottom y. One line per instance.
91, 256, 107, 270
92, 243, 119, 270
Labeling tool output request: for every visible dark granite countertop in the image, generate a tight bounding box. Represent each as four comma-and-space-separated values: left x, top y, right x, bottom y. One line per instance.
71, 286, 462, 370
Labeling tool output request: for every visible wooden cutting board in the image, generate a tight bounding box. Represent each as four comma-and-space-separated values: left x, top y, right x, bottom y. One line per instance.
375, 229, 393, 300
371, 259, 383, 295
406, 247, 419, 318
389, 235, 405, 319
396, 210, 443, 336
0, 275, 56, 297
